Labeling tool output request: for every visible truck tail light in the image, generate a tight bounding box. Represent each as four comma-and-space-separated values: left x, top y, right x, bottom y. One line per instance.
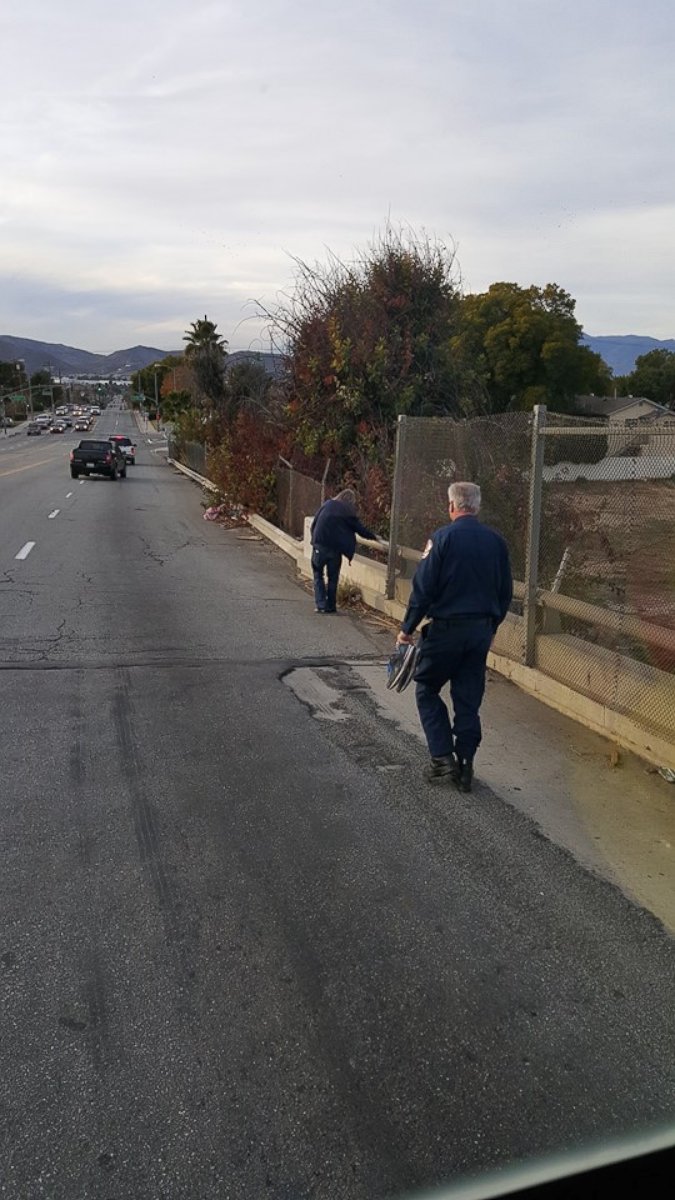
105, 452, 112, 462
69, 451, 74, 461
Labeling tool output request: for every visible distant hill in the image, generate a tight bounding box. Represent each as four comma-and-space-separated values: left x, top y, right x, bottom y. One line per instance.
582, 334, 675, 376
0, 335, 179, 377
0, 335, 284, 379
224, 350, 285, 378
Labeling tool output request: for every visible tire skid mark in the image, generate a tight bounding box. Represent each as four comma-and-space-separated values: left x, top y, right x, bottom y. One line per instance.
67, 678, 110, 1076
83, 945, 110, 1074
69, 673, 92, 868
112, 668, 193, 988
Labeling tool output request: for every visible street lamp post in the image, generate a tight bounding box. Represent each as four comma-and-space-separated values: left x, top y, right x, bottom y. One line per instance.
16, 360, 33, 417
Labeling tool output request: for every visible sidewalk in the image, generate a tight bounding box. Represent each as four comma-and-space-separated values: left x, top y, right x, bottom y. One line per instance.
1, 420, 28, 439
349, 653, 675, 932
166, 454, 675, 932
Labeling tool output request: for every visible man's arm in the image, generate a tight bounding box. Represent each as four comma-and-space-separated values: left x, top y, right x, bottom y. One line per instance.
400, 535, 444, 637
497, 538, 513, 624
350, 516, 379, 542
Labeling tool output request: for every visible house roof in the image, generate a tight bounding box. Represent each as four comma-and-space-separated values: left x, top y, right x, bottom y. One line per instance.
575, 394, 670, 418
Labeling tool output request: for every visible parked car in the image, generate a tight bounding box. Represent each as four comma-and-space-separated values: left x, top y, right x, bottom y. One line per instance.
1, 416, 14, 427
70, 439, 127, 479
108, 434, 137, 464
26, 421, 42, 435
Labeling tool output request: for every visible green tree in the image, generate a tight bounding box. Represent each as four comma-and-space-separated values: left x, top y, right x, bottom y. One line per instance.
182, 315, 228, 409
183, 315, 228, 356
626, 349, 675, 408
225, 359, 275, 421
131, 355, 178, 413
0, 361, 23, 391
450, 282, 611, 413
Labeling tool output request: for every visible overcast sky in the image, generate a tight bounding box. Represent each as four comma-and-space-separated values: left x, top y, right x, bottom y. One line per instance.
1, 0, 673, 352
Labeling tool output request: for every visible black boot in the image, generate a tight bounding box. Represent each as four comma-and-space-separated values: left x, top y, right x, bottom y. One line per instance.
456, 757, 474, 793
423, 755, 456, 782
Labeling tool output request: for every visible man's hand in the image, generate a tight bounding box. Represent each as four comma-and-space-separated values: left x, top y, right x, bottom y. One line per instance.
396, 630, 415, 646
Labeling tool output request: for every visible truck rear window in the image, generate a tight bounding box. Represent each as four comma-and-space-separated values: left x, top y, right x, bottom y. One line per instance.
78, 441, 112, 452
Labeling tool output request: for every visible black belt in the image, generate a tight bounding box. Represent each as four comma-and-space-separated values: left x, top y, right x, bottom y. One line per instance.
431, 615, 493, 626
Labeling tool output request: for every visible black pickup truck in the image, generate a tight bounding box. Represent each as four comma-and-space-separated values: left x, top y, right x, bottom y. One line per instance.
69, 438, 127, 480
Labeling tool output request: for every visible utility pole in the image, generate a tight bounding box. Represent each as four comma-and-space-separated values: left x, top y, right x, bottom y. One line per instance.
153, 368, 160, 429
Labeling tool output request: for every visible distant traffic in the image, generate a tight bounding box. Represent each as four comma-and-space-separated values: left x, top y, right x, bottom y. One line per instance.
26, 403, 101, 437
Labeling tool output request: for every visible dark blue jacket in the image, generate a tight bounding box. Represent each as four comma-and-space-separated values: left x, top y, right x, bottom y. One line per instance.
311, 499, 377, 562
402, 516, 513, 635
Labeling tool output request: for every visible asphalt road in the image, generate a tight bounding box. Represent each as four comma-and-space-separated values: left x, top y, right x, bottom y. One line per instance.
1, 407, 674, 1200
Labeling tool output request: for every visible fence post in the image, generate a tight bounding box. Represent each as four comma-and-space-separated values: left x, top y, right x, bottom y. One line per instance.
321, 458, 331, 504
386, 415, 407, 600
523, 404, 547, 666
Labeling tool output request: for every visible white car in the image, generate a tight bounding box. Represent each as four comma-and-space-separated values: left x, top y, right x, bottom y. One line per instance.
108, 434, 136, 464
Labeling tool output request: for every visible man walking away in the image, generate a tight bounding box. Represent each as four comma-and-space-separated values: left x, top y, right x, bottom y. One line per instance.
397, 482, 513, 792
310, 489, 380, 613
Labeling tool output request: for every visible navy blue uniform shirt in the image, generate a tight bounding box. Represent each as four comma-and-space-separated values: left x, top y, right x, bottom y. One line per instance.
402, 515, 513, 635
311, 499, 377, 562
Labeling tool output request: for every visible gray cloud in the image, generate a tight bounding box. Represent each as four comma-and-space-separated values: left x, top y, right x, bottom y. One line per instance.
0, 0, 673, 351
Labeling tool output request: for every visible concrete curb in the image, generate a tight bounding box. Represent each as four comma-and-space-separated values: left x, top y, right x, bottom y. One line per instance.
167, 457, 219, 493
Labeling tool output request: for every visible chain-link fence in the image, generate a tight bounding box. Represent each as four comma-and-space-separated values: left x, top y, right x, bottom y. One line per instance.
387, 410, 675, 746
168, 438, 207, 477
536, 413, 675, 739
388, 412, 532, 579
276, 463, 325, 538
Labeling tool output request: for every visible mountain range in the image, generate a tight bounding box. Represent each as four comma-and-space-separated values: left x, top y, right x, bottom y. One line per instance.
1, 333, 673, 380
581, 334, 675, 376
0, 336, 179, 377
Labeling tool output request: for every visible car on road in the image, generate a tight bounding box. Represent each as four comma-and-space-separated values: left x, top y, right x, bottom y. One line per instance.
1, 416, 15, 427
74, 418, 90, 431
26, 421, 42, 435
108, 434, 137, 465
70, 439, 127, 480
50, 421, 66, 434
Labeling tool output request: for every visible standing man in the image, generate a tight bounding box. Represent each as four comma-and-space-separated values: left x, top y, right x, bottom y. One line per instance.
397, 482, 512, 792
310, 489, 381, 613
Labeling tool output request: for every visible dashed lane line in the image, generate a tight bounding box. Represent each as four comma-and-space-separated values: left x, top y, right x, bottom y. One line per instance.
15, 542, 35, 561
48, 509, 60, 519
66, 491, 73, 498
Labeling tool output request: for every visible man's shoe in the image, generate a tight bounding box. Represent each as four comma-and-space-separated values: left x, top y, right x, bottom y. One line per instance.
314, 607, 325, 613
456, 757, 474, 793
423, 755, 456, 782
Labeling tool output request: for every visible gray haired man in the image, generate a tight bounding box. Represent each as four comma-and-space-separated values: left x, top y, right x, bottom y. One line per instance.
397, 482, 513, 790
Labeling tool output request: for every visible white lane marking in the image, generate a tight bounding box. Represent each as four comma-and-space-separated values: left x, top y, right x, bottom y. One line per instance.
15, 541, 35, 560
79, 479, 85, 485
66, 491, 73, 498
48, 509, 60, 519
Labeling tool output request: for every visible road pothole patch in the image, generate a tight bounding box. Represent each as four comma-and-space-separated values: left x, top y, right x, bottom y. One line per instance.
282, 666, 351, 722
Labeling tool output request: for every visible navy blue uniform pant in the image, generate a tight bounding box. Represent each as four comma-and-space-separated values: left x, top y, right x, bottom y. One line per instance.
414, 618, 494, 761
311, 546, 341, 612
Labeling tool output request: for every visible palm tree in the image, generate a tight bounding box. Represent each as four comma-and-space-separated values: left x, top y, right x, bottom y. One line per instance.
183, 316, 228, 358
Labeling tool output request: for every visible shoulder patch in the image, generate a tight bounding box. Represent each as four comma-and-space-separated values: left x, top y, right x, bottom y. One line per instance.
422, 538, 433, 559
